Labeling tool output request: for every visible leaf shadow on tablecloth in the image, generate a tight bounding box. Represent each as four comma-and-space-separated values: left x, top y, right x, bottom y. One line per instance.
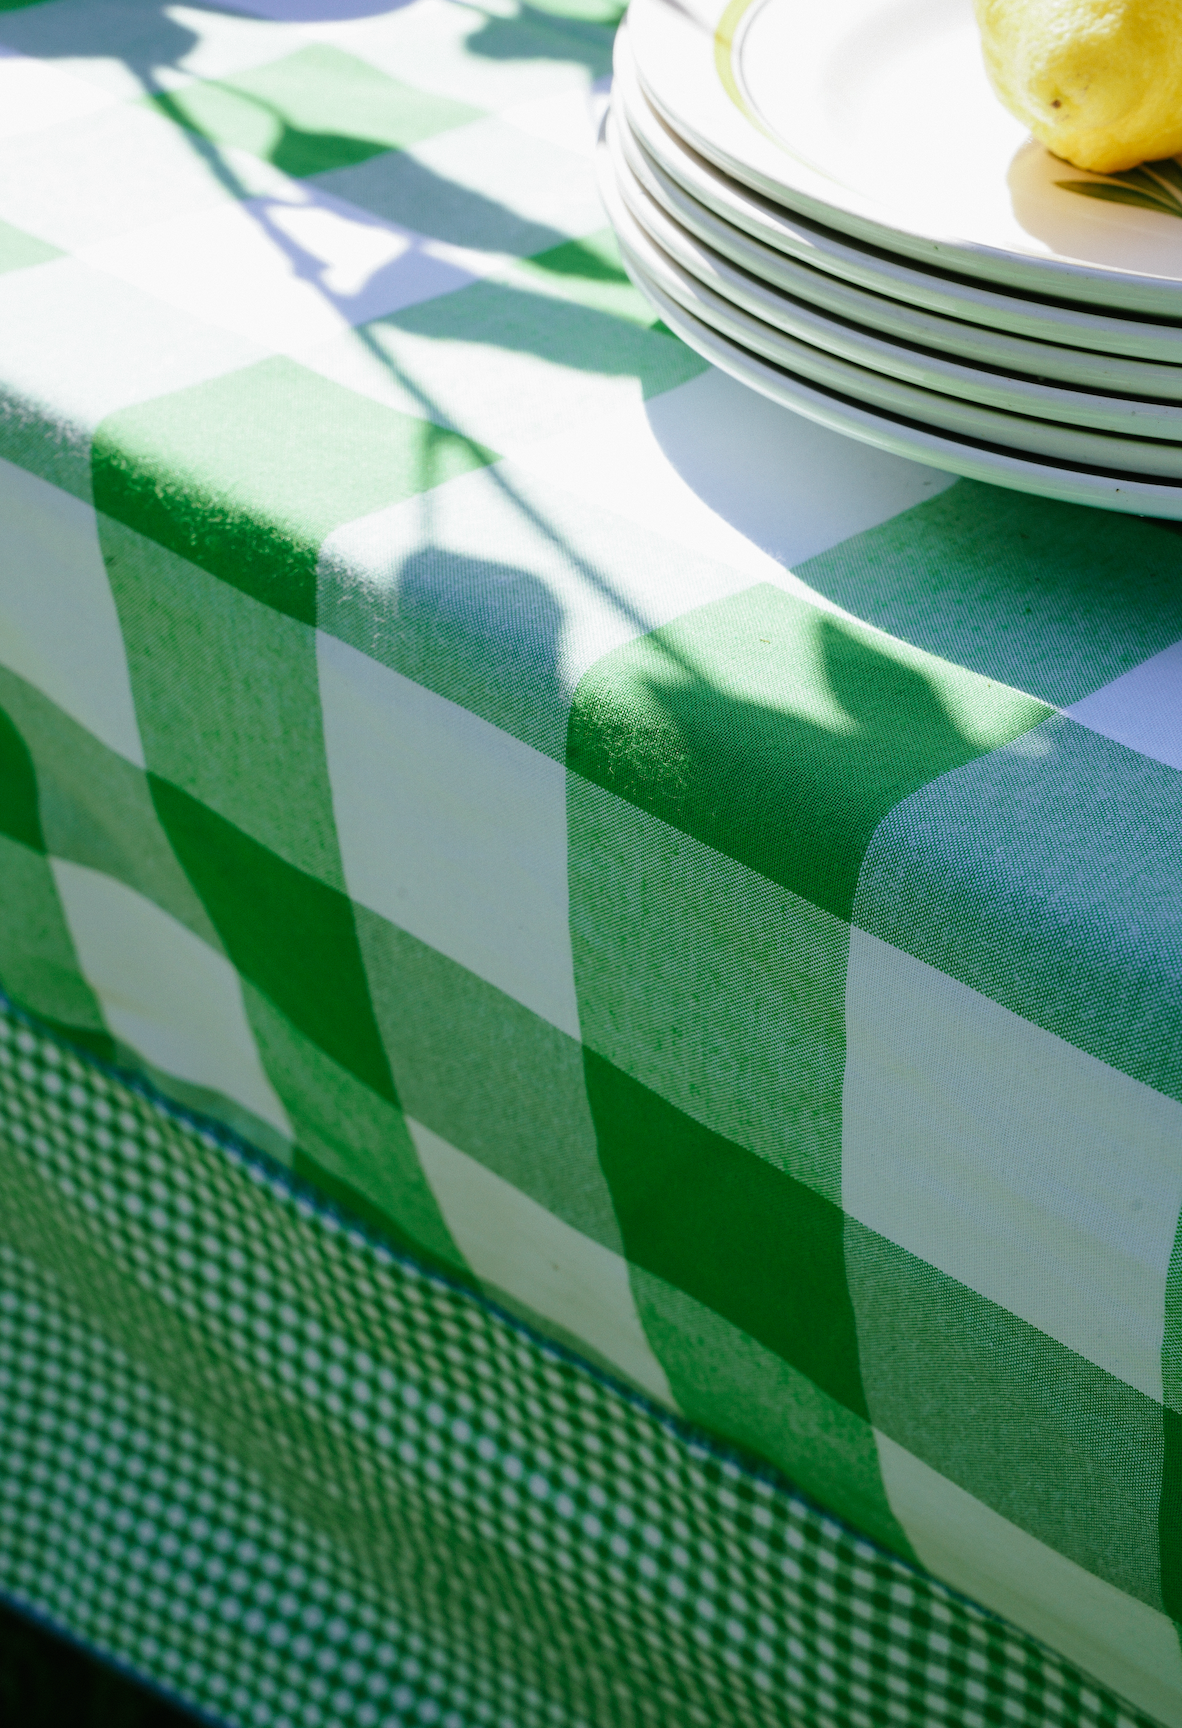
792, 479, 1182, 711
3, 0, 613, 284
5, 0, 680, 646
463, 1, 623, 71
645, 372, 1182, 714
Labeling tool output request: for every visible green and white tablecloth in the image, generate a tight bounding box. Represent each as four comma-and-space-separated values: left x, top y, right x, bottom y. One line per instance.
2, 1, 1182, 1723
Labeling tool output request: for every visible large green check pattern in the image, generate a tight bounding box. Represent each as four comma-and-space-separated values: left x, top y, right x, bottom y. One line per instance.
2, 0, 1182, 1719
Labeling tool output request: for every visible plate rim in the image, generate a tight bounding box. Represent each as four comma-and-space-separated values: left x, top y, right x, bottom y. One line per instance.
619, 242, 1182, 517
608, 112, 1182, 434
615, 103, 1182, 407
615, 26, 1182, 362
603, 146, 1182, 478
627, 0, 1182, 317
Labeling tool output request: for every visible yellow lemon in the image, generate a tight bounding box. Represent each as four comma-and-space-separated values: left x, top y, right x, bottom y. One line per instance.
974, 0, 1182, 173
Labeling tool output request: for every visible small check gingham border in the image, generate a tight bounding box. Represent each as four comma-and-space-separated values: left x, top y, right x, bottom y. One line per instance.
0, 992, 1161, 1728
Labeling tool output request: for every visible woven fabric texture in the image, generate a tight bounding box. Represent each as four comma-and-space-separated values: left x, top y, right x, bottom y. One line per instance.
3, 0, 1182, 1719
0, 991, 1162, 1728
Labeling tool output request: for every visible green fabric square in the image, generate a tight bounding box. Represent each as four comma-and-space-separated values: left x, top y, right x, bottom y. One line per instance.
99, 519, 344, 889
0, 665, 218, 949
243, 982, 464, 1276
353, 904, 620, 1251
568, 779, 848, 1201
0, 703, 45, 855
0, 217, 60, 275
848, 1221, 1164, 1609
93, 357, 499, 626
146, 45, 482, 177
629, 1266, 914, 1561
798, 480, 1182, 707
1161, 1410, 1182, 1619
512, 229, 670, 329
1162, 1210, 1182, 1616
567, 582, 1049, 924
856, 717, 1182, 1103
149, 776, 393, 1108
584, 1049, 867, 1419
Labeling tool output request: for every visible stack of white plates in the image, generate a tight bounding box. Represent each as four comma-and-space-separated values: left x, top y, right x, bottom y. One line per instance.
600, 0, 1182, 515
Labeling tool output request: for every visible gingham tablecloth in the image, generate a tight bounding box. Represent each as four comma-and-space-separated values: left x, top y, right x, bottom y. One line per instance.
3, 0, 1182, 1722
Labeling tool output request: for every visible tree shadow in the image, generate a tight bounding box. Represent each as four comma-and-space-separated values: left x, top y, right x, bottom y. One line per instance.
1, 0, 677, 688
644, 363, 1182, 711
462, 0, 622, 78
4, 0, 660, 367
568, 592, 1020, 920
313, 144, 573, 256
375, 545, 574, 751
0, 0, 599, 265
219, 0, 416, 18
140, 56, 578, 256
793, 480, 1182, 709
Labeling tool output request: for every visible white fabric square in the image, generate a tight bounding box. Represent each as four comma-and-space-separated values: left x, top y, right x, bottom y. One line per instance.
0, 459, 144, 766
1067, 637, 1182, 770
0, 46, 118, 141
317, 630, 581, 1039
52, 859, 291, 1141
408, 1115, 674, 1405
510, 368, 954, 590
0, 105, 276, 250
79, 186, 487, 355
876, 1434, 1182, 1727
843, 928, 1182, 1400
496, 86, 610, 161
0, 258, 265, 501
0, 254, 265, 421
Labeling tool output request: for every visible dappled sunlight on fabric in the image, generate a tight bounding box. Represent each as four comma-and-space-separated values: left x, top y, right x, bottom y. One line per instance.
9, 0, 767, 752
79, 192, 485, 352
567, 587, 1049, 923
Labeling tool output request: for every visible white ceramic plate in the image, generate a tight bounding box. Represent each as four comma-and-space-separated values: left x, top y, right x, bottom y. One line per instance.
599, 133, 1182, 479
616, 29, 1182, 365
626, 0, 1182, 317
608, 55, 1182, 383
617, 247, 1182, 517
609, 112, 1182, 434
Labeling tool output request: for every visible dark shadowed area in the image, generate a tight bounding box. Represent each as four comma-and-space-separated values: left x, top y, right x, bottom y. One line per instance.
0, 1597, 197, 1725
